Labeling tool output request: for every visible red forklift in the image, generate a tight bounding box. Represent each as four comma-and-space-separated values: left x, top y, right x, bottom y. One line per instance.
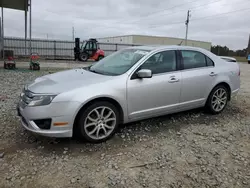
74, 38, 105, 62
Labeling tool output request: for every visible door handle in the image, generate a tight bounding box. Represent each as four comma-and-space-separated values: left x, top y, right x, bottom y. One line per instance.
168, 77, 179, 83
209, 72, 217, 77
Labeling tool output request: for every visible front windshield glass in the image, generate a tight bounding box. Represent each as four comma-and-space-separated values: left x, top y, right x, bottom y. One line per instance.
81, 41, 87, 49
89, 48, 150, 75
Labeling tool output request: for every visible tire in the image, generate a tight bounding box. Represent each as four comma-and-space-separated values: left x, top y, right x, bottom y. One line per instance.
96, 55, 104, 61
248, 61, 250, 64
205, 85, 229, 114
29, 65, 32, 70
79, 52, 89, 61
36, 65, 40, 70
75, 101, 120, 143
4, 63, 6, 69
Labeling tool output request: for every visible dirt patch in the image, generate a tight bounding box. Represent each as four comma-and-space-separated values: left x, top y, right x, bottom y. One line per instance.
0, 64, 250, 188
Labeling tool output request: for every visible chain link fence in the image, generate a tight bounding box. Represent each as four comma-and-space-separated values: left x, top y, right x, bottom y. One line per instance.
3, 37, 136, 60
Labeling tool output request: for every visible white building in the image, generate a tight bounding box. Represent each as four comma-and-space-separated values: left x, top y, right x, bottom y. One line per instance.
97, 35, 212, 51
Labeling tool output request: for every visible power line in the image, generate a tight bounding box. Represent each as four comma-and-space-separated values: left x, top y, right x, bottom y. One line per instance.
148, 6, 250, 28
127, 0, 246, 25
127, 0, 224, 24
121, 0, 202, 24
191, 6, 250, 22
39, 1, 250, 35
81, 0, 245, 31
81, 0, 204, 29
191, 0, 249, 13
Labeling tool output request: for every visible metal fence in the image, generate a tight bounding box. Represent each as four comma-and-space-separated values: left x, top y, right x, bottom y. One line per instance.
3, 37, 136, 59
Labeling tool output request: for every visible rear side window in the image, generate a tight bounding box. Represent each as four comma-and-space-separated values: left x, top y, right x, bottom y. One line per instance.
181, 50, 215, 69
181, 51, 206, 69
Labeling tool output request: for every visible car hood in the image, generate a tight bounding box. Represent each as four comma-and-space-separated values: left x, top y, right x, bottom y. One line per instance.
27, 69, 113, 94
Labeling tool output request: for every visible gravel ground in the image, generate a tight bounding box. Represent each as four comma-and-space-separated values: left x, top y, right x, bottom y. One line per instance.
0, 64, 250, 188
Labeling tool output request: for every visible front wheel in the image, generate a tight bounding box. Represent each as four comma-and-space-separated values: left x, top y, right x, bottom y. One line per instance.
75, 101, 120, 143
79, 52, 89, 61
206, 85, 229, 114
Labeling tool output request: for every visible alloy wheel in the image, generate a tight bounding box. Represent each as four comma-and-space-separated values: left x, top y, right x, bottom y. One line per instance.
211, 88, 227, 112
84, 106, 116, 140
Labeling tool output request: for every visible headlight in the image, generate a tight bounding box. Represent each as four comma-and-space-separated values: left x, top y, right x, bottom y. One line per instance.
28, 95, 56, 107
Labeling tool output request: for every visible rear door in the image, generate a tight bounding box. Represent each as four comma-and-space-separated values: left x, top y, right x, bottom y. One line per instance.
179, 50, 216, 109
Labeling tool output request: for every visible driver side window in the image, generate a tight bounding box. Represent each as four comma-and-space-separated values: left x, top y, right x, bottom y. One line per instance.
93, 42, 97, 50
140, 50, 177, 74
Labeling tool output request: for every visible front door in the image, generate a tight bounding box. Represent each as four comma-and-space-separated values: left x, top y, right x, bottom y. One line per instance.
85, 41, 97, 57
127, 50, 182, 120
179, 50, 216, 109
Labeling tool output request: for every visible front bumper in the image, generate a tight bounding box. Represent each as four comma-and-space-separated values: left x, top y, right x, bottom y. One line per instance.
17, 101, 81, 138
231, 88, 240, 98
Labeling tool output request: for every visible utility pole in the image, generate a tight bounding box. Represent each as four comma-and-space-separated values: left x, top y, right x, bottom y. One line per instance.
0, 16, 2, 58
247, 34, 250, 57
1, 7, 4, 59
72, 26, 75, 41
29, 0, 32, 55
185, 10, 191, 46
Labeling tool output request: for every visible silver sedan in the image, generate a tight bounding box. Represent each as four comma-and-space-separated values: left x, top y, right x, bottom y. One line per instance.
17, 45, 240, 143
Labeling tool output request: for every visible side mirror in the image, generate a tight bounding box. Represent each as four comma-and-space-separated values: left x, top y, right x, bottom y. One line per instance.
137, 69, 152, 78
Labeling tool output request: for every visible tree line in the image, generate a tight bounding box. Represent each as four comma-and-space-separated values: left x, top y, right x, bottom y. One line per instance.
211, 45, 248, 57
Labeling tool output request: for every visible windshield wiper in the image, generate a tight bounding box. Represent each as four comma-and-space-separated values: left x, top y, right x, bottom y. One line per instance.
88, 68, 119, 76
88, 68, 106, 75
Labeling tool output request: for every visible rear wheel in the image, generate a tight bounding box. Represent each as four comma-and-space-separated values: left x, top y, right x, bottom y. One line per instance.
79, 52, 89, 61
75, 101, 119, 143
206, 85, 229, 114
96, 55, 104, 61
4, 63, 6, 69
248, 61, 250, 64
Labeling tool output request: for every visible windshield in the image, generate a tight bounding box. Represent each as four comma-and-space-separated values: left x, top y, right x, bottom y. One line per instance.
89, 48, 150, 75
81, 41, 87, 49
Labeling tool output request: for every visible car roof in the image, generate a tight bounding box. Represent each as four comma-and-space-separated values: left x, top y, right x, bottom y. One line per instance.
128, 45, 222, 63
128, 45, 208, 52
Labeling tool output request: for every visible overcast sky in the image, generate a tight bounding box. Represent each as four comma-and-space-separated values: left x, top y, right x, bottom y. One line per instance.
3, 0, 250, 50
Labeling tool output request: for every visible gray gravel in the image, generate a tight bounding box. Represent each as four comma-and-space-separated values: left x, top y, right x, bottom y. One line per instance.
0, 64, 250, 188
